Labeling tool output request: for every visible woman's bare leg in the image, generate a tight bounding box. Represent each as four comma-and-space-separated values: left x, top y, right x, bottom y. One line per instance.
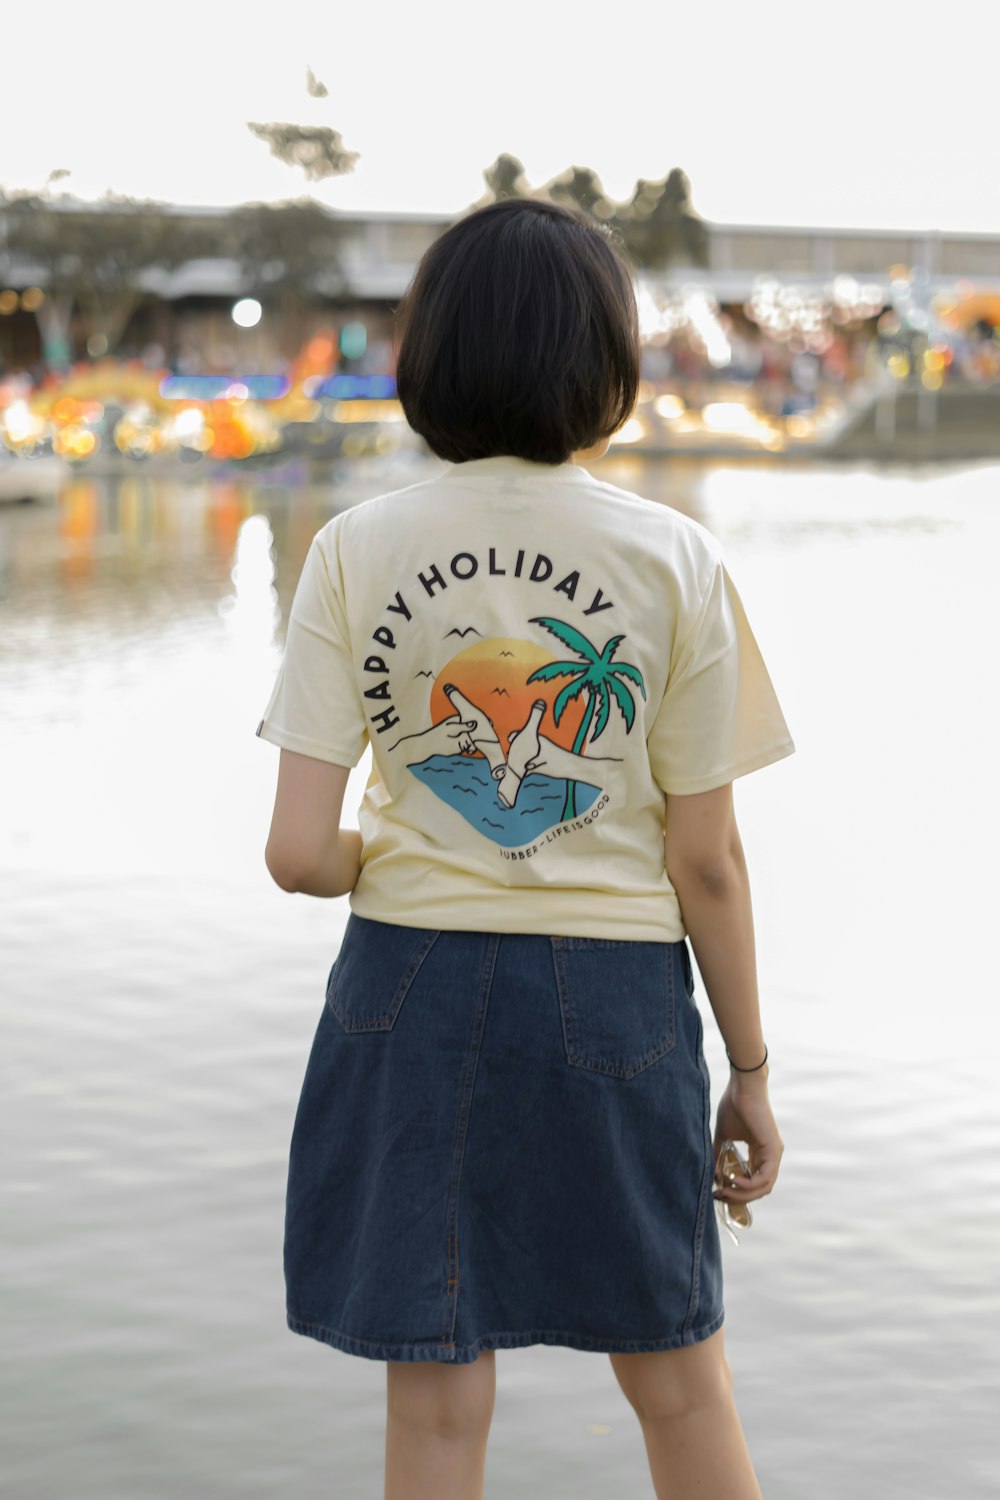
384, 1349, 496, 1500
610, 1327, 763, 1500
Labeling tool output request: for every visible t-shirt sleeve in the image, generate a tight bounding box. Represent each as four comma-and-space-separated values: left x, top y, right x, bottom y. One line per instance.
646, 556, 795, 796
254, 531, 369, 768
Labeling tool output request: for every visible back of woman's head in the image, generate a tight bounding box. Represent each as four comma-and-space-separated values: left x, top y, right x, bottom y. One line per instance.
393, 197, 641, 466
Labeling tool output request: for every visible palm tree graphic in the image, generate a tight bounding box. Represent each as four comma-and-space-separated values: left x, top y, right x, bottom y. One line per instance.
525, 616, 647, 821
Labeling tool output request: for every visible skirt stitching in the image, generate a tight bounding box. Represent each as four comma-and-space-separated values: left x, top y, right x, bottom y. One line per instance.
440, 932, 500, 1348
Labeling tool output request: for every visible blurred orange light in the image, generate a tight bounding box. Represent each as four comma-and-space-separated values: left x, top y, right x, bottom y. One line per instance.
52, 397, 83, 424
55, 426, 99, 459
307, 334, 336, 361
609, 417, 646, 445
331, 398, 403, 422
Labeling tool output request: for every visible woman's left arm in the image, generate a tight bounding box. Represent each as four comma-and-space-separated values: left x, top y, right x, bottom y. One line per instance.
264, 748, 362, 898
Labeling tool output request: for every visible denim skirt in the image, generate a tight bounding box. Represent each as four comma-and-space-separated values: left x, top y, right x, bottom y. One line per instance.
283, 913, 725, 1364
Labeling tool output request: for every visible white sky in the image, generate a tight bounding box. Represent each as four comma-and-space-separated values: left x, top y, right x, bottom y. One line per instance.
4, 0, 999, 234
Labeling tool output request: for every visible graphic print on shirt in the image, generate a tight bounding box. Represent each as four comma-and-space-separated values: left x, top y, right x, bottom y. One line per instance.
388, 616, 646, 849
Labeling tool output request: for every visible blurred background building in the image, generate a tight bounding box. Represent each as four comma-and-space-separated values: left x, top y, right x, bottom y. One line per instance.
2, 184, 999, 482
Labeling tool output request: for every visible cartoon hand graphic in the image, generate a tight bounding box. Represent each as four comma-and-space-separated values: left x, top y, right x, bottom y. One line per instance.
388, 714, 477, 757
441, 684, 507, 778
500, 712, 624, 810
520, 735, 622, 781
497, 700, 546, 808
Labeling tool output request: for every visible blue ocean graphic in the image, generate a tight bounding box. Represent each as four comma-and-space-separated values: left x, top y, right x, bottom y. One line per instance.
408, 753, 600, 847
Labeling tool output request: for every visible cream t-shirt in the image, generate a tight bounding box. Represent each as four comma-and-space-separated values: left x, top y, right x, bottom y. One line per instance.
255, 454, 795, 941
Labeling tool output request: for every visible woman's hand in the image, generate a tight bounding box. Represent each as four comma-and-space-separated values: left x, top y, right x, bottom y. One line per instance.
712, 1074, 784, 1206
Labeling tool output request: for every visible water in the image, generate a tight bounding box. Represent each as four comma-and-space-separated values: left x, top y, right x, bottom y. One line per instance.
409, 755, 600, 845
3, 453, 998, 1498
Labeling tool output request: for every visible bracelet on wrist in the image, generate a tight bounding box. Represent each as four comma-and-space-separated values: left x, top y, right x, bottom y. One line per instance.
726, 1044, 768, 1073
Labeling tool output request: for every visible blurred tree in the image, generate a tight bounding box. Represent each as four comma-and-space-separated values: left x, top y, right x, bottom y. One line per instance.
541, 165, 616, 221
474, 153, 534, 205
614, 168, 709, 270
305, 66, 328, 98
466, 158, 706, 272
0, 188, 221, 368
243, 107, 359, 356
220, 198, 353, 357
0, 181, 354, 370
246, 122, 359, 183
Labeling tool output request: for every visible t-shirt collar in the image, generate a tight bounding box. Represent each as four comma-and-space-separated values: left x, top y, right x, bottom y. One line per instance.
435, 454, 592, 484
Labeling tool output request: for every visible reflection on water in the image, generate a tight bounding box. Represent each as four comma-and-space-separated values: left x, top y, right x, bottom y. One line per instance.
2, 454, 998, 1499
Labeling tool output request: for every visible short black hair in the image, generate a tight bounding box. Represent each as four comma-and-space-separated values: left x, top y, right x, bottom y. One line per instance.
393, 197, 641, 466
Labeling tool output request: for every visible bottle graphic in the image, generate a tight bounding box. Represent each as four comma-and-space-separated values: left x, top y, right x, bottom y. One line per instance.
497, 699, 546, 809
442, 683, 506, 778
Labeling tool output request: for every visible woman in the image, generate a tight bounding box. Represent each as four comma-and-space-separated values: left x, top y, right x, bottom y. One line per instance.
257, 197, 793, 1500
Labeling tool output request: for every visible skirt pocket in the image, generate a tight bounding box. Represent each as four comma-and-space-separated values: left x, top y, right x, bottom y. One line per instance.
549, 937, 677, 1079
326, 913, 441, 1033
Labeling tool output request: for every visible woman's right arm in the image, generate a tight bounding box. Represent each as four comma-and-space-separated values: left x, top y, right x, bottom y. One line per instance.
664, 783, 784, 1205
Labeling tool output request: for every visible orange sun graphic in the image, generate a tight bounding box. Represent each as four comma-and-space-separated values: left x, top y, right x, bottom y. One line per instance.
428, 638, 587, 755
